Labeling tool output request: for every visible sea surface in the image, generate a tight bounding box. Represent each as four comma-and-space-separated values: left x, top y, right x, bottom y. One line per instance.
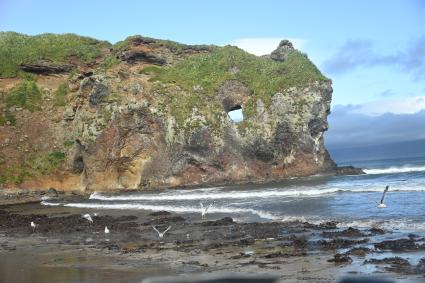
43, 156, 425, 233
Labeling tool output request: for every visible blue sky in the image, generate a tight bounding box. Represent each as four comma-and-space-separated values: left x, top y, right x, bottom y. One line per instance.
1, 0, 424, 147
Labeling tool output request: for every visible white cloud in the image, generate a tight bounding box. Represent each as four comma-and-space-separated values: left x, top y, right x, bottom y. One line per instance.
347, 95, 425, 115
229, 37, 307, 56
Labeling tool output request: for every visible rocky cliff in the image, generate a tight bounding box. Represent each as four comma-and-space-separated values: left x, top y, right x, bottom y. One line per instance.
0, 32, 345, 191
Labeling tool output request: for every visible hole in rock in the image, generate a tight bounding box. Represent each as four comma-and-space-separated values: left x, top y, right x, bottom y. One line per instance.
228, 105, 243, 123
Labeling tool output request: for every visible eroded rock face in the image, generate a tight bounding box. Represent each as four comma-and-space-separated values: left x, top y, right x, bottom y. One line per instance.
20, 60, 72, 74
0, 35, 348, 191
72, 79, 336, 190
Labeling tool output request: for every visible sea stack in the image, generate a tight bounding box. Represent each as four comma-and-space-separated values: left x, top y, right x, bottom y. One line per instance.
0, 33, 344, 191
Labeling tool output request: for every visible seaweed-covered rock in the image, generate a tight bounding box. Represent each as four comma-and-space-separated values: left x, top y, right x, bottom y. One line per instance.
375, 238, 419, 252
328, 253, 353, 264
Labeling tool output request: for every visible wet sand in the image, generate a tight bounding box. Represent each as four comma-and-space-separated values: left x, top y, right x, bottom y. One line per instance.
1, 199, 425, 283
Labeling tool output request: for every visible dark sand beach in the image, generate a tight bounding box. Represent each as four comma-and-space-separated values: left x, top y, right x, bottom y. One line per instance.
1, 192, 425, 283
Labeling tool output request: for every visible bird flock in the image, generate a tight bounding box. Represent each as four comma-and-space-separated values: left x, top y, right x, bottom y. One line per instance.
29, 201, 217, 240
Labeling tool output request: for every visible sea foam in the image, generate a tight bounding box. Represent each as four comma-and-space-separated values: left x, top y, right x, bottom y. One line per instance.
88, 185, 425, 201
364, 165, 425, 175
41, 201, 281, 220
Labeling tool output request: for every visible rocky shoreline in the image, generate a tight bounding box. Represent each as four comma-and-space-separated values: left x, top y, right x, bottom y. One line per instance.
0, 200, 424, 283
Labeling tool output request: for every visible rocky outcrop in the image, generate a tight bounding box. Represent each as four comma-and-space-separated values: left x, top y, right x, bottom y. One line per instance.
117, 50, 167, 65
0, 33, 357, 191
270, 40, 294, 62
20, 60, 72, 74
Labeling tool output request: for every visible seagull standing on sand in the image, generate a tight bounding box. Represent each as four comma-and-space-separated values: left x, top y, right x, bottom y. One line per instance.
82, 214, 93, 223
30, 221, 38, 232
200, 201, 214, 219
152, 225, 171, 239
104, 226, 110, 234
377, 185, 389, 208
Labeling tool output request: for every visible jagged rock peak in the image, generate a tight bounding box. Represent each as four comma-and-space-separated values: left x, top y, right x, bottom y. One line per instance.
270, 40, 294, 62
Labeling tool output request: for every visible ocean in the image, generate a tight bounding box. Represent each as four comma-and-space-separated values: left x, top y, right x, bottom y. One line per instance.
43, 156, 425, 234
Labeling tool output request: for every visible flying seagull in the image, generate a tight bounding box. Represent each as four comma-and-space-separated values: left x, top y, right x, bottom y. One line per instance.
200, 201, 214, 219
377, 185, 389, 208
30, 221, 38, 232
104, 226, 110, 234
82, 214, 93, 223
152, 225, 171, 239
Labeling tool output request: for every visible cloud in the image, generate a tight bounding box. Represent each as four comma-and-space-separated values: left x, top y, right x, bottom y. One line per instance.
326, 104, 425, 149
229, 37, 307, 56
323, 35, 425, 80
343, 95, 425, 116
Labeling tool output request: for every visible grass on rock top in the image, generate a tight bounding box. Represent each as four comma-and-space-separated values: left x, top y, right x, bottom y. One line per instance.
158, 46, 328, 96
0, 32, 110, 78
148, 45, 329, 128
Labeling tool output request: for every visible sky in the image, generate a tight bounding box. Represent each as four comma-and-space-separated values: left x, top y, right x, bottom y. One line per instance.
1, 0, 424, 149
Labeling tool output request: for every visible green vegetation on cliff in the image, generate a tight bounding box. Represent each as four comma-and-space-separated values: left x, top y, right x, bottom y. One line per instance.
0, 32, 110, 77
5, 78, 42, 111
0, 151, 66, 185
53, 83, 69, 107
150, 45, 328, 128
160, 46, 327, 96
114, 35, 211, 54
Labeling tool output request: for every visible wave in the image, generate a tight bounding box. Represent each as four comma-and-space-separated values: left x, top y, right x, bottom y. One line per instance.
364, 165, 425, 175
41, 200, 425, 232
88, 185, 425, 201
40, 201, 61, 206
89, 189, 341, 201
41, 201, 281, 220
337, 219, 425, 232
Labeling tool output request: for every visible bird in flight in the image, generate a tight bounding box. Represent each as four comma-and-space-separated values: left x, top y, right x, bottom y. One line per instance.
152, 225, 171, 239
200, 201, 214, 219
377, 185, 389, 208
